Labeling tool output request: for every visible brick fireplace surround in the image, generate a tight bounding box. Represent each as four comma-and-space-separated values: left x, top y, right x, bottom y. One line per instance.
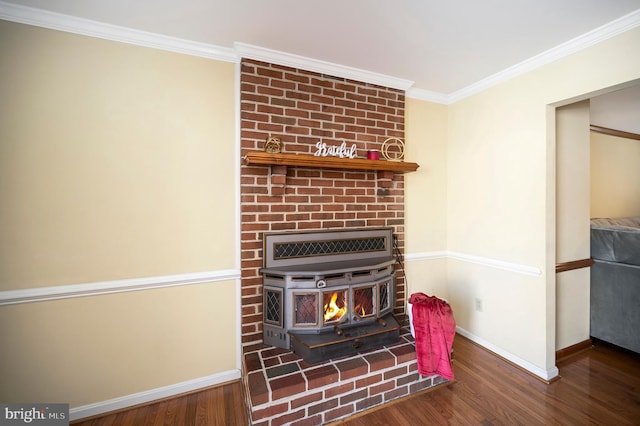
239, 59, 446, 424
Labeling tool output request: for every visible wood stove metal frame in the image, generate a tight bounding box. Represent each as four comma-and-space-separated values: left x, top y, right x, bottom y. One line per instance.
261, 227, 400, 360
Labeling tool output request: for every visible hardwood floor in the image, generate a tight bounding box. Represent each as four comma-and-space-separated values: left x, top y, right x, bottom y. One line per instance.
334, 336, 640, 425
72, 335, 640, 425
71, 381, 249, 426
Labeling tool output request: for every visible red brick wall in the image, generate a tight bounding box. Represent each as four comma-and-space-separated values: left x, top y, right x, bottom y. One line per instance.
240, 59, 406, 346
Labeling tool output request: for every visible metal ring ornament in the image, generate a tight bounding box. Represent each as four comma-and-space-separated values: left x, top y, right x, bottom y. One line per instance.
381, 137, 405, 161
264, 135, 282, 153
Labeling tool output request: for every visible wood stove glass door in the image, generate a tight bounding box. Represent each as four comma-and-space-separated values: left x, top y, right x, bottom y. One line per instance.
378, 277, 394, 316
322, 289, 348, 326
293, 292, 319, 327
352, 285, 375, 319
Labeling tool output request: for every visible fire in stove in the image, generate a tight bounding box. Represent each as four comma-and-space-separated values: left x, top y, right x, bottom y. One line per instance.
323, 291, 347, 323
353, 286, 374, 318
261, 227, 401, 363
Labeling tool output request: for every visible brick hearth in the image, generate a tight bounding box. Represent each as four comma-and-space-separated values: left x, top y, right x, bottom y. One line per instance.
242, 317, 450, 425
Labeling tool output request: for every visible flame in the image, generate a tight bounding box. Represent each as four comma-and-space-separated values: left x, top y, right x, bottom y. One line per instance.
353, 304, 367, 317
353, 287, 374, 317
324, 292, 347, 322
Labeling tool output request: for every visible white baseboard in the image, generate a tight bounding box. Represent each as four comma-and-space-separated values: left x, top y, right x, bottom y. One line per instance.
456, 327, 559, 382
69, 369, 241, 421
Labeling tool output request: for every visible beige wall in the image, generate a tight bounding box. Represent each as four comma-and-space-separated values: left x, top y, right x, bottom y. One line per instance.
591, 131, 640, 218
446, 77, 551, 370
555, 101, 591, 351
0, 20, 238, 408
444, 27, 640, 374
0, 21, 236, 288
404, 27, 640, 377
2, 13, 640, 412
404, 98, 448, 300
0, 281, 237, 406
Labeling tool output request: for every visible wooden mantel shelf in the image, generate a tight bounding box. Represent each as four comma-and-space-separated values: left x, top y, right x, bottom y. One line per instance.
243, 151, 419, 173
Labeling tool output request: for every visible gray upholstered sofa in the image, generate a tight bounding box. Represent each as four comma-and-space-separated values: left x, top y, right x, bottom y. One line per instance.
590, 216, 640, 354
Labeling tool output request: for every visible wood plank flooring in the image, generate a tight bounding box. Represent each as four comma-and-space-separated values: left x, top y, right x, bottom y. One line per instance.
71, 381, 249, 426
72, 334, 640, 425
333, 336, 640, 425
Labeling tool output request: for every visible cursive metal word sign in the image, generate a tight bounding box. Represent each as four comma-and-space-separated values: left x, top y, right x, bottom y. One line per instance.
314, 141, 357, 159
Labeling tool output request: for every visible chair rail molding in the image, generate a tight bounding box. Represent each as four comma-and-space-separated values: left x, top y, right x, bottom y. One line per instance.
405, 251, 542, 277
0, 269, 241, 306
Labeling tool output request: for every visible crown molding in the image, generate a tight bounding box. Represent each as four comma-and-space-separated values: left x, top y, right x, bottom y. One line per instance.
405, 87, 450, 105
234, 42, 414, 91
0, 0, 411, 90
0, 1, 237, 62
1, 1, 638, 104
447, 8, 640, 103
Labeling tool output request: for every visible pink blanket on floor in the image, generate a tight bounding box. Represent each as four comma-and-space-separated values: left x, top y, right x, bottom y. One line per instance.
409, 292, 456, 380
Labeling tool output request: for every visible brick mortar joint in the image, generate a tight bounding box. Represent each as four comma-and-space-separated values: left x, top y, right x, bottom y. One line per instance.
249, 354, 427, 409
240, 58, 406, 349
252, 373, 441, 423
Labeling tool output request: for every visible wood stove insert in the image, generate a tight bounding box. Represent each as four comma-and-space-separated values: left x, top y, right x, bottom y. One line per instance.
261, 227, 400, 363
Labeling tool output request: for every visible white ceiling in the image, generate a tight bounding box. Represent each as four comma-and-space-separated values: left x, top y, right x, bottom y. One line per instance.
3, 0, 640, 97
